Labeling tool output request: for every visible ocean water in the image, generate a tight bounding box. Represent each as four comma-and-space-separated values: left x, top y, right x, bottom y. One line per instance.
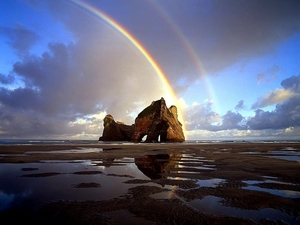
0, 139, 98, 145
0, 138, 299, 145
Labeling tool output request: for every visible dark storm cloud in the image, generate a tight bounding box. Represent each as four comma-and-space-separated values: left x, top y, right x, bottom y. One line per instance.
0, 87, 40, 110
247, 98, 300, 130
0, 0, 166, 138
0, 23, 39, 56
281, 75, 300, 92
103, 0, 300, 83
0, 74, 14, 85
1, 0, 300, 138
178, 0, 300, 75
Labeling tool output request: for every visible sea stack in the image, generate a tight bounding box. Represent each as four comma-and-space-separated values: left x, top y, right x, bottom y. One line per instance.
131, 98, 185, 142
99, 97, 185, 143
99, 114, 135, 141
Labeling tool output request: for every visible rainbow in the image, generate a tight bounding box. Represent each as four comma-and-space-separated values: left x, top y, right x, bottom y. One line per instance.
151, 2, 220, 112
69, 0, 187, 136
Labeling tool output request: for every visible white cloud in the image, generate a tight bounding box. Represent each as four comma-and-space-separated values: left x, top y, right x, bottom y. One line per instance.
252, 88, 298, 109
285, 127, 294, 133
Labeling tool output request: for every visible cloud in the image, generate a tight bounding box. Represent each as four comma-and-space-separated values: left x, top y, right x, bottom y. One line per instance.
235, 100, 245, 111
147, 0, 300, 82
1, 1, 300, 139
0, 74, 14, 85
281, 75, 300, 92
247, 95, 300, 130
184, 101, 221, 131
217, 111, 244, 130
256, 65, 279, 85
252, 88, 298, 109
248, 75, 300, 130
0, 1, 170, 138
186, 127, 300, 140
0, 23, 40, 56
285, 127, 294, 133
185, 75, 300, 136
43, 0, 299, 89
184, 101, 245, 132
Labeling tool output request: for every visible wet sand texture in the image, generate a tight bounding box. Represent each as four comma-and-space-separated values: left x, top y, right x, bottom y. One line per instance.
0, 142, 299, 224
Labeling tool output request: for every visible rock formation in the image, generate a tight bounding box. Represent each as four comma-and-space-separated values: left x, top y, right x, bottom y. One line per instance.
99, 97, 185, 142
132, 98, 185, 142
99, 114, 134, 141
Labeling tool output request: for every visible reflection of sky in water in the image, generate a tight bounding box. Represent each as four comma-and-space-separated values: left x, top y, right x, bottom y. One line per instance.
266, 155, 300, 162
26, 148, 103, 154
197, 178, 225, 187
189, 195, 298, 225
0, 159, 150, 212
1, 149, 299, 223
243, 180, 300, 198
0, 190, 31, 211
239, 148, 300, 162
268, 150, 300, 162
244, 186, 300, 198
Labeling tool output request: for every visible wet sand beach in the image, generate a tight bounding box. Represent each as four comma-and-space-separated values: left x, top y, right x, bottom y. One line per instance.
0, 142, 299, 224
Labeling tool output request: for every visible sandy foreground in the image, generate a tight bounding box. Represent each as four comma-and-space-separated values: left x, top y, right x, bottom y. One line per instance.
0, 142, 299, 224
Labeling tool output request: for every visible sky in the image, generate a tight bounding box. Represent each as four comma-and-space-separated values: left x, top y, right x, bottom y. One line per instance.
0, 0, 300, 140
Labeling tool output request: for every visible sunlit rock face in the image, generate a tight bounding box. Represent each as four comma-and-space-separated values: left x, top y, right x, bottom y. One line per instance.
131, 97, 185, 143
99, 114, 134, 141
99, 98, 185, 142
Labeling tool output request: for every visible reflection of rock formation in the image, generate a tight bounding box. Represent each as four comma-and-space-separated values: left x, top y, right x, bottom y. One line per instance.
135, 153, 181, 179
101, 158, 116, 167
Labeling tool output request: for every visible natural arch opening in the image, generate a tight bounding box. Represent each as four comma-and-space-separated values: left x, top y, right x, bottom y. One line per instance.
142, 135, 147, 142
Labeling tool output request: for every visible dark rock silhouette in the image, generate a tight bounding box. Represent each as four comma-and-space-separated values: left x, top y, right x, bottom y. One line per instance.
99, 97, 185, 142
99, 114, 134, 141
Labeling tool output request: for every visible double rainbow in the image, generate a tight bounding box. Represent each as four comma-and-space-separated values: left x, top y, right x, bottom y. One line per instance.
70, 0, 187, 136
151, 1, 219, 112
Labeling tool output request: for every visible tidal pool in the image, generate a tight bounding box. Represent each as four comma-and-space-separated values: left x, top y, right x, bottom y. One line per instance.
189, 195, 298, 225
243, 180, 300, 198
0, 147, 299, 224
26, 147, 103, 154
0, 159, 150, 212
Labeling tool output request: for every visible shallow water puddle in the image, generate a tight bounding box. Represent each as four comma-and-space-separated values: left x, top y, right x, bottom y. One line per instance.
0, 158, 150, 212
267, 149, 300, 162
26, 148, 103, 154
1, 150, 299, 224
189, 195, 297, 224
197, 178, 225, 187
266, 155, 300, 162
187, 166, 215, 170
240, 148, 300, 162
113, 157, 135, 163
244, 185, 300, 198
243, 180, 300, 198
